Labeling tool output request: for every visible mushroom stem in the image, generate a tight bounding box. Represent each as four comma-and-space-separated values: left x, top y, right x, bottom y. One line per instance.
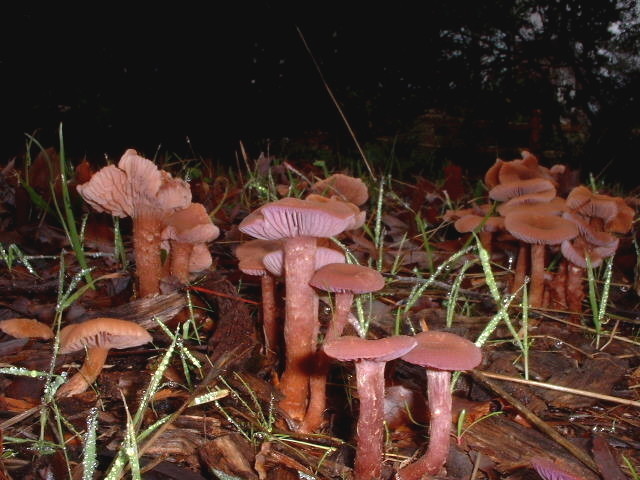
278, 236, 317, 422
396, 370, 452, 479
261, 274, 279, 355
57, 347, 109, 398
511, 243, 528, 294
169, 241, 194, 283
353, 359, 387, 480
478, 230, 492, 253
529, 244, 546, 307
566, 263, 585, 320
326, 292, 355, 340
301, 292, 355, 433
133, 214, 164, 297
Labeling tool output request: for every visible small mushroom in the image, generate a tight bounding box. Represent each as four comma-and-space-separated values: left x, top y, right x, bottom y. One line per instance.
504, 211, 578, 307
235, 239, 284, 356
312, 173, 369, 206
162, 202, 220, 283
323, 335, 417, 480
530, 456, 585, 480
56, 317, 152, 397
301, 263, 385, 432
0, 318, 53, 340
396, 331, 482, 479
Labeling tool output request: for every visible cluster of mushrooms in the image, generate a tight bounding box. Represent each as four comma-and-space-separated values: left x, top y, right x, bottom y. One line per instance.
3, 150, 486, 478
448, 151, 634, 314
2, 150, 223, 398
234, 173, 483, 479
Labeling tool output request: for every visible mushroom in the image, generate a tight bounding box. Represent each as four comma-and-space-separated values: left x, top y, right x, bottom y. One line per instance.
235, 239, 284, 356
312, 173, 369, 206
530, 456, 585, 480
497, 198, 566, 292
309, 263, 385, 342
453, 214, 504, 253
396, 331, 482, 480
77, 149, 192, 297
301, 263, 385, 432
504, 211, 578, 307
323, 335, 417, 480
558, 186, 634, 316
162, 202, 220, 283
239, 197, 361, 422
56, 317, 152, 397
0, 318, 53, 340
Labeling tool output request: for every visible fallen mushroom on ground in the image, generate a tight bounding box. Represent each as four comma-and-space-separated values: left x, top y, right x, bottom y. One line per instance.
56, 317, 152, 397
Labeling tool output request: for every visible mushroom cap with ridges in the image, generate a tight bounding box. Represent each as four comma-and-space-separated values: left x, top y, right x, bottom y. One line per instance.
77, 150, 191, 218
520, 150, 540, 167
0, 318, 54, 340
76, 165, 132, 217
566, 186, 617, 221
498, 159, 541, 184
310, 263, 385, 294
498, 196, 565, 217
606, 197, 635, 233
530, 456, 585, 480
163, 203, 220, 243
154, 171, 193, 213
262, 246, 345, 277
119, 151, 191, 214
235, 239, 283, 276
323, 335, 417, 363
565, 185, 593, 211
239, 197, 360, 240
59, 318, 152, 354
305, 193, 366, 230
312, 173, 369, 206
401, 331, 481, 371
504, 212, 578, 245
560, 237, 619, 268
484, 159, 504, 189
489, 178, 555, 202
496, 188, 557, 212
562, 212, 619, 246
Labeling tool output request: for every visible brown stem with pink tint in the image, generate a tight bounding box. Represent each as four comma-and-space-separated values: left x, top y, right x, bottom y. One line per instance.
566, 263, 585, 321
133, 214, 163, 297
479, 230, 492, 253
57, 347, 109, 398
529, 244, 546, 308
261, 274, 279, 355
278, 236, 317, 423
353, 359, 387, 480
396, 370, 452, 479
301, 292, 354, 433
511, 243, 528, 294
169, 241, 194, 283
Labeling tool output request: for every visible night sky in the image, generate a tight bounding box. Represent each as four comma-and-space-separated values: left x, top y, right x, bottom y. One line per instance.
1, 4, 436, 163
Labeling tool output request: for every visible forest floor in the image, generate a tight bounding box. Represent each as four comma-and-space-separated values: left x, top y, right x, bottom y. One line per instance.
0, 143, 639, 480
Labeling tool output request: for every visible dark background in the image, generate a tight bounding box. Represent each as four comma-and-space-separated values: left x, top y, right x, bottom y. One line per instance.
1, 2, 639, 184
